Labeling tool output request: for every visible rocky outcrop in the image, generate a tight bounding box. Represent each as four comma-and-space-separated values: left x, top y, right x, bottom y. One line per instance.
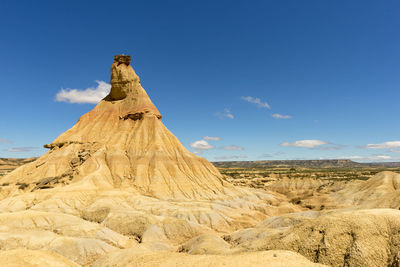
227, 209, 400, 267
4, 54, 399, 267
0, 54, 242, 200
0, 54, 308, 266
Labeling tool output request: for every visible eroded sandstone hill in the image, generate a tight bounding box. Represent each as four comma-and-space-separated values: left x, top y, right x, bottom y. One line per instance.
2, 55, 241, 200
2, 55, 399, 267
0, 55, 313, 266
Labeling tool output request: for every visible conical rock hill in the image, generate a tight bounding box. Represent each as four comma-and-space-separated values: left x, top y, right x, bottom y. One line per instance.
2, 55, 238, 200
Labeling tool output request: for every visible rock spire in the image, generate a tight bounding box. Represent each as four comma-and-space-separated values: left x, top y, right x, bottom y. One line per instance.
2, 54, 238, 200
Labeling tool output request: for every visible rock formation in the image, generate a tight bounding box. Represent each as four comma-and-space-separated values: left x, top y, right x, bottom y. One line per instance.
2, 55, 240, 200
2, 55, 399, 266
0, 55, 307, 266
227, 209, 400, 267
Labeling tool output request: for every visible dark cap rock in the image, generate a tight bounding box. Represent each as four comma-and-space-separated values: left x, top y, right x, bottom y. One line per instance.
114, 55, 131, 65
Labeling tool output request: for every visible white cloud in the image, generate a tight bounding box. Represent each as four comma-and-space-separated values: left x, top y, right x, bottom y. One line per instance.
280, 140, 344, 150
259, 151, 286, 158
215, 154, 247, 160
375, 155, 392, 160
319, 145, 346, 151
203, 136, 221, 141
365, 141, 400, 149
215, 108, 234, 119
55, 80, 111, 104
340, 156, 362, 160
190, 140, 214, 150
192, 151, 202, 155
337, 155, 395, 162
221, 145, 244, 151
272, 113, 292, 119
226, 113, 234, 119
0, 139, 11, 144
260, 153, 273, 158
6, 147, 38, 152
241, 96, 271, 109
280, 139, 328, 148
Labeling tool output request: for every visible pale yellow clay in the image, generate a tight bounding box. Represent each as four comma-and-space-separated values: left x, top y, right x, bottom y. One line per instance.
1, 55, 399, 267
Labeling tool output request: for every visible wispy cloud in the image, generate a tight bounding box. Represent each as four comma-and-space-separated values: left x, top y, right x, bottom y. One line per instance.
191, 136, 222, 154
190, 140, 214, 150
0, 139, 11, 144
280, 139, 328, 148
215, 108, 234, 119
55, 80, 111, 104
6, 147, 38, 152
365, 141, 400, 149
203, 136, 221, 141
319, 145, 346, 151
215, 154, 247, 160
260, 153, 273, 158
337, 155, 396, 162
272, 113, 292, 119
259, 151, 286, 158
221, 145, 244, 151
280, 139, 344, 150
241, 96, 271, 109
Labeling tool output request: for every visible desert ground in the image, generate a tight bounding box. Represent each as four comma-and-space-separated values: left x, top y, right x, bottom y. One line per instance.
1, 55, 400, 267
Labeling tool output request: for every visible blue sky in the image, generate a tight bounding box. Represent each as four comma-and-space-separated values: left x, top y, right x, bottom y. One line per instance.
0, 0, 399, 162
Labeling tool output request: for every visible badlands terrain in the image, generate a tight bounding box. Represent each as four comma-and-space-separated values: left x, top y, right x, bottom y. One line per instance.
1, 55, 400, 267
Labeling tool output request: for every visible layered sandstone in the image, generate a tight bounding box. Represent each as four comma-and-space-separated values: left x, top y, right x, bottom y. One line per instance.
2, 55, 399, 266
2, 55, 240, 200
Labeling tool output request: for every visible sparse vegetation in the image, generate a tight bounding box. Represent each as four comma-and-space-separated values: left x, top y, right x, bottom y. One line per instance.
217, 162, 400, 183
217, 162, 400, 205
0, 157, 38, 177
18, 183, 29, 190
